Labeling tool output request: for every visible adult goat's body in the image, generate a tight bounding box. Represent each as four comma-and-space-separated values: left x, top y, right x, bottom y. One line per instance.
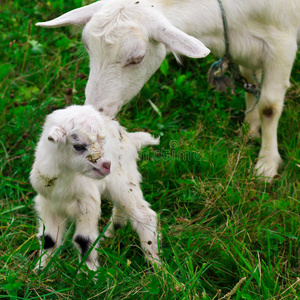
37, 0, 300, 180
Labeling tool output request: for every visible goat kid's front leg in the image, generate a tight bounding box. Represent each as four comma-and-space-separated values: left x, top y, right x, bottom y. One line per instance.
73, 197, 101, 271
35, 195, 66, 270
255, 40, 297, 181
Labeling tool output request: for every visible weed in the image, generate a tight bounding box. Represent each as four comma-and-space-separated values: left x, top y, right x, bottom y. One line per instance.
0, 1, 299, 299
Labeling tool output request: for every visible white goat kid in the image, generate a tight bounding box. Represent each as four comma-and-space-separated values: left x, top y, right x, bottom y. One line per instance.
36, 0, 300, 181
30, 105, 160, 271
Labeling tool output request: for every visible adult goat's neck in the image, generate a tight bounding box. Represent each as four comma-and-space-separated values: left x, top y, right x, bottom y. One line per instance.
155, 0, 226, 57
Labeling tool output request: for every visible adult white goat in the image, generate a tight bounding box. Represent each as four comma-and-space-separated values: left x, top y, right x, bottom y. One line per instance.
30, 105, 160, 271
36, 0, 300, 180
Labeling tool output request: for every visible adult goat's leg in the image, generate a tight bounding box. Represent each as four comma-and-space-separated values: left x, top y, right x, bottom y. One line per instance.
240, 67, 262, 138
255, 38, 297, 181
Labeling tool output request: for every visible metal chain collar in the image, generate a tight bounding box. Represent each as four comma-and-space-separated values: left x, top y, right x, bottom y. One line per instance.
208, 0, 262, 114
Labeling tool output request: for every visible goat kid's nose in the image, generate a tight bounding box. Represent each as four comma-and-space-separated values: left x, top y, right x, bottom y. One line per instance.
102, 161, 111, 172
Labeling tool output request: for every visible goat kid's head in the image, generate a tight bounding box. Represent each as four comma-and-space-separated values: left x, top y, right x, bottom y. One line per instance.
46, 106, 111, 179
36, 0, 210, 117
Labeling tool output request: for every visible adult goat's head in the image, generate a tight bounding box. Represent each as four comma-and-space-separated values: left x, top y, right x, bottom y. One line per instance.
37, 0, 210, 117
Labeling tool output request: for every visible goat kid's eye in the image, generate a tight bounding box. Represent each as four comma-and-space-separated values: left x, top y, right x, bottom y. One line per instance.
125, 56, 144, 67
73, 144, 87, 152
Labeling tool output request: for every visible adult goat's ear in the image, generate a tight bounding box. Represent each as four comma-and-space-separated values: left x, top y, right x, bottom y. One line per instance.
36, 1, 103, 28
151, 17, 210, 58
48, 126, 66, 143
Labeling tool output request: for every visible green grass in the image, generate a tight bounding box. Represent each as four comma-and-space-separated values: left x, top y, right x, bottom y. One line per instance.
1, 1, 300, 299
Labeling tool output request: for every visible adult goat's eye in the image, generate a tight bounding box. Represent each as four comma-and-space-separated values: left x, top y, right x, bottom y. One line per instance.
125, 55, 144, 66
73, 144, 87, 152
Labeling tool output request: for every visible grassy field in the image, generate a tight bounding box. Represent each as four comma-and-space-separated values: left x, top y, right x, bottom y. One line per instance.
1, 1, 299, 299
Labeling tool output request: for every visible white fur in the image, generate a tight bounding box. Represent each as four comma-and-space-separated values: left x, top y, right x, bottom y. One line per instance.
36, 0, 300, 181
31, 105, 160, 271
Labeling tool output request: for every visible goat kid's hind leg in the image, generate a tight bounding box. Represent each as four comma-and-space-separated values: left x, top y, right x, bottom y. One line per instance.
102, 206, 128, 239
256, 38, 297, 181
35, 196, 66, 270
129, 198, 160, 266
73, 198, 101, 271
107, 179, 160, 265
240, 67, 262, 138
120, 190, 159, 264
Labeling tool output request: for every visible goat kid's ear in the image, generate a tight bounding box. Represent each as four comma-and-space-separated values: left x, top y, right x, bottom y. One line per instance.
36, 1, 103, 28
48, 126, 66, 143
151, 19, 210, 58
